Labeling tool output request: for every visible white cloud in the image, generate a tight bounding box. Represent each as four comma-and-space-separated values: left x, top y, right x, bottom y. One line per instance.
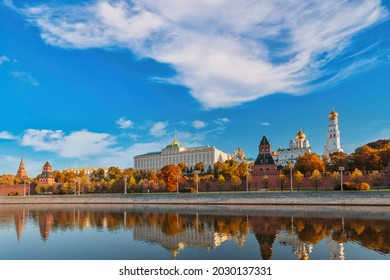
261, 122, 271, 126
214, 118, 230, 125
192, 120, 206, 129
0, 131, 18, 140
150, 121, 168, 137
20, 129, 115, 159
10, 71, 39, 86
13, 0, 390, 108
116, 117, 133, 129
0, 55, 9, 65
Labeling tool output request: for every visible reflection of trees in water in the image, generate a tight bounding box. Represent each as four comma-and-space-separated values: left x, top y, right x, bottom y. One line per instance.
1, 208, 389, 256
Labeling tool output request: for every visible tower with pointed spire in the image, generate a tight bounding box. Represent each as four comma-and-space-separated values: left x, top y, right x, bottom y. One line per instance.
16, 156, 28, 179
324, 106, 343, 156
252, 135, 277, 174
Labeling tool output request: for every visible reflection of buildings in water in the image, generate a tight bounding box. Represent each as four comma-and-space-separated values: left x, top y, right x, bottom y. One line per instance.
38, 212, 55, 241
250, 216, 283, 260
133, 220, 244, 258
327, 239, 345, 260
276, 229, 313, 260
14, 209, 26, 244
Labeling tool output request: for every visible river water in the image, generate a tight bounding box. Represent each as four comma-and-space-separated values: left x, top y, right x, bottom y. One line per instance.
0, 204, 389, 260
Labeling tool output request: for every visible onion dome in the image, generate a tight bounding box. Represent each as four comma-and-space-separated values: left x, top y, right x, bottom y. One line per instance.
328, 106, 338, 120
295, 129, 306, 141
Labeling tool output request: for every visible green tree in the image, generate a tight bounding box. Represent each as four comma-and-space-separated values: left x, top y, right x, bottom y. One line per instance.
194, 162, 205, 172
294, 171, 304, 192
310, 169, 322, 192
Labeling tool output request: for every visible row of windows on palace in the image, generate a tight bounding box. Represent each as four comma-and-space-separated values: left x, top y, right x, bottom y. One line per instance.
136, 153, 215, 168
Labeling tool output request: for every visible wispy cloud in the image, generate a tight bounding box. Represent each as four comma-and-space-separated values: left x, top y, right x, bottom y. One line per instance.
0, 131, 19, 140
20, 129, 115, 159
192, 120, 206, 129
10, 71, 39, 86
150, 121, 168, 137
116, 117, 133, 129
0, 55, 9, 65
260, 122, 271, 127
10, 0, 390, 108
214, 118, 230, 125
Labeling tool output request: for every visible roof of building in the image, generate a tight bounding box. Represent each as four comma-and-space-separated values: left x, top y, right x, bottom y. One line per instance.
43, 161, 52, 168
260, 135, 270, 146
328, 106, 338, 120
295, 129, 306, 140
254, 153, 276, 166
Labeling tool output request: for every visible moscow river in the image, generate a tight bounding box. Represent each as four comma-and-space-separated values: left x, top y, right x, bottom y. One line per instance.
0, 204, 389, 260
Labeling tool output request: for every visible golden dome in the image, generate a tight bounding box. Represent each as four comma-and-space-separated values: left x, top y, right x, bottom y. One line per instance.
295, 129, 306, 141
172, 138, 180, 146
328, 106, 338, 120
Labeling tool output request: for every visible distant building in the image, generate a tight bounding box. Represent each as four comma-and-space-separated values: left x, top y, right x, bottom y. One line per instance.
39, 161, 55, 186
15, 157, 28, 179
324, 106, 343, 156
272, 129, 312, 166
63, 167, 109, 178
134, 138, 229, 172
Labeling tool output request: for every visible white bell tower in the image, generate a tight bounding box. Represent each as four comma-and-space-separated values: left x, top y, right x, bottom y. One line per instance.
324, 106, 343, 156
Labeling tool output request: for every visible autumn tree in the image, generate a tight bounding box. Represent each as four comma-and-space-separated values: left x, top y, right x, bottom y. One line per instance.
294, 171, 304, 192
310, 169, 322, 192
350, 168, 363, 187
217, 174, 225, 193
237, 162, 249, 178
295, 153, 325, 174
277, 173, 287, 192
330, 171, 340, 190
231, 175, 242, 192
158, 164, 183, 192
369, 171, 383, 191
328, 152, 348, 172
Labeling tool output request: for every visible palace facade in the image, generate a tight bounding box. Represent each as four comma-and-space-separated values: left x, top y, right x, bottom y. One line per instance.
134, 138, 229, 172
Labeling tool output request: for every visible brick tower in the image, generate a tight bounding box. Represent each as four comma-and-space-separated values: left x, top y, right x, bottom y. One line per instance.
16, 157, 28, 179
39, 161, 55, 186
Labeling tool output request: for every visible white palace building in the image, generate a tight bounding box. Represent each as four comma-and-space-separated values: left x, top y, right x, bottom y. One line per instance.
134, 138, 229, 172
272, 128, 312, 167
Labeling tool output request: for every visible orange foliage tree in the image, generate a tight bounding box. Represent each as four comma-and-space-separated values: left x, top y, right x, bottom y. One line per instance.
157, 164, 183, 192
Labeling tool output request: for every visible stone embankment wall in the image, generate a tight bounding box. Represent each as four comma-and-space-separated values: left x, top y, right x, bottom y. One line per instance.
1, 191, 389, 206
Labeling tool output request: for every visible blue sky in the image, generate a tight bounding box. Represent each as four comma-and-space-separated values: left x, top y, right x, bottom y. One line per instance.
0, 0, 389, 177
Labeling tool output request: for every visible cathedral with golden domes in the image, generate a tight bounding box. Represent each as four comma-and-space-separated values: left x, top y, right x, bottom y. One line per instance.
272, 128, 312, 166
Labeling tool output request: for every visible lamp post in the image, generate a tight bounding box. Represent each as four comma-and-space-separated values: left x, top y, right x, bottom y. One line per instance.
78, 177, 81, 195
288, 161, 293, 192
124, 175, 128, 194
339, 167, 345, 191
176, 175, 179, 194
194, 170, 200, 194
23, 180, 26, 197
28, 181, 31, 196
246, 172, 249, 193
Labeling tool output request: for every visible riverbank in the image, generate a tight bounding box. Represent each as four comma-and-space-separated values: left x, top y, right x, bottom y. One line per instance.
1, 191, 389, 206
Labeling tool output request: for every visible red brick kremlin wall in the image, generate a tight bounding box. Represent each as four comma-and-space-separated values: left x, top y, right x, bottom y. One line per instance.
0, 184, 30, 196
194, 170, 390, 192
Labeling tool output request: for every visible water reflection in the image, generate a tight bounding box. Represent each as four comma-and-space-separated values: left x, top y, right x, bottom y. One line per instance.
0, 206, 389, 260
